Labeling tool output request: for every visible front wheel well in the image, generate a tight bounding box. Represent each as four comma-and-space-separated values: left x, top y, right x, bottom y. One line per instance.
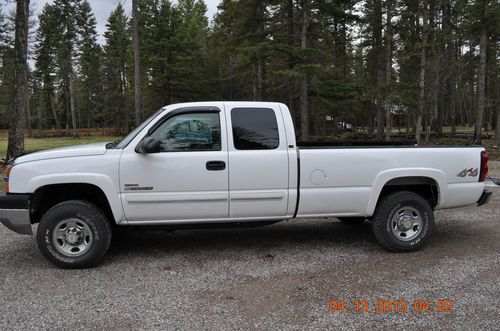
30, 183, 115, 225
377, 177, 439, 209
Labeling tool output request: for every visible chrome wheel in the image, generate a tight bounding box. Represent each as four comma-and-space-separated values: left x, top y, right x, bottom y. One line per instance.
52, 218, 93, 257
390, 207, 423, 241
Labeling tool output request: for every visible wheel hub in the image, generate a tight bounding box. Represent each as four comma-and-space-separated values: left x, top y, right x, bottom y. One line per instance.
397, 215, 413, 231
64, 227, 83, 245
390, 207, 423, 242
53, 218, 93, 257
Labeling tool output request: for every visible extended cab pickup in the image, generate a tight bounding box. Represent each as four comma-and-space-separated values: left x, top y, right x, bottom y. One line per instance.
0, 102, 492, 268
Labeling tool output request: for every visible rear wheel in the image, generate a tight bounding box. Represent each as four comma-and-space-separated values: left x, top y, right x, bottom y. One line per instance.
37, 200, 112, 268
372, 191, 434, 252
338, 217, 366, 225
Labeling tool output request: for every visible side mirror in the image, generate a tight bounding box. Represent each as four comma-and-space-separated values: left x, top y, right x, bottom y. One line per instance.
138, 137, 161, 154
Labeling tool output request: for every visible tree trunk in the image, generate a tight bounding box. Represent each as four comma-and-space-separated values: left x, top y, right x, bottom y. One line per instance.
26, 93, 31, 132
49, 92, 60, 129
252, 58, 258, 100
300, 0, 310, 141
474, 0, 487, 144
416, 46, 426, 145
36, 99, 43, 131
424, 0, 439, 143
287, 0, 295, 123
252, 1, 265, 101
229, 55, 234, 100
416, 2, 428, 145
132, 0, 142, 126
441, 0, 454, 137
69, 70, 77, 138
374, 0, 384, 140
256, 58, 263, 100
496, 40, 500, 146
384, 0, 393, 141
496, 100, 500, 146
7, 0, 30, 159
451, 35, 460, 135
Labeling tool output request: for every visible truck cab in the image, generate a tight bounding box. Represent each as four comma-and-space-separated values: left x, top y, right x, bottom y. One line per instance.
118, 102, 297, 224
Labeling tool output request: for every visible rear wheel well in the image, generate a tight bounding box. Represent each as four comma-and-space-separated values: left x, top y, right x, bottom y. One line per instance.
31, 183, 115, 225
377, 177, 439, 209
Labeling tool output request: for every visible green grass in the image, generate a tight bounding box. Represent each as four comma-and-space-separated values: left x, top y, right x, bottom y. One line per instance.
0, 136, 120, 158
0, 131, 497, 162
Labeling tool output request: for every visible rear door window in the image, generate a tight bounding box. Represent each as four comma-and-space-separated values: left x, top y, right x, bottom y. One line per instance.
231, 108, 279, 150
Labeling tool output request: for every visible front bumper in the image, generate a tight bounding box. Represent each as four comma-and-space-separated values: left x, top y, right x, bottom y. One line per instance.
0, 193, 32, 235
477, 190, 492, 207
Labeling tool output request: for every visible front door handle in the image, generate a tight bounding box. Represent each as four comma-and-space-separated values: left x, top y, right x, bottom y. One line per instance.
206, 161, 226, 171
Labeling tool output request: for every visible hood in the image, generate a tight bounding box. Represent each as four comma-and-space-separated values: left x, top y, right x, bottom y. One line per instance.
14, 142, 109, 165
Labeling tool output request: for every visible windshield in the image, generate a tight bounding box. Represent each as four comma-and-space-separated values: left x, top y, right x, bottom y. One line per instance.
114, 108, 165, 149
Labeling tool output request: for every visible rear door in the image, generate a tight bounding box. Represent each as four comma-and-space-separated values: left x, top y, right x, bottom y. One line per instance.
225, 103, 289, 218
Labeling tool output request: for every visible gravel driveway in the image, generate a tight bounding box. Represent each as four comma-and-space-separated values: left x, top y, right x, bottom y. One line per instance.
0, 165, 498, 330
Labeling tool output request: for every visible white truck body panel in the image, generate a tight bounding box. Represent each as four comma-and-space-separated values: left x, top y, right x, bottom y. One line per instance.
224, 102, 290, 219
14, 142, 108, 163
10, 150, 124, 222
8, 101, 486, 226
297, 148, 484, 217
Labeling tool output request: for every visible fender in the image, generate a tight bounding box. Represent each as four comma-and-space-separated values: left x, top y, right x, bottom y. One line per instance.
27, 173, 124, 224
366, 168, 447, 216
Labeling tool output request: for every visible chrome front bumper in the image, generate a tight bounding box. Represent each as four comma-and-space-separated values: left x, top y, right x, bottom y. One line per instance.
0, 193, 32, 235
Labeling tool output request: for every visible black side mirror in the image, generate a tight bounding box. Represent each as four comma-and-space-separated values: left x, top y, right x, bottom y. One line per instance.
138, 137, 161, 154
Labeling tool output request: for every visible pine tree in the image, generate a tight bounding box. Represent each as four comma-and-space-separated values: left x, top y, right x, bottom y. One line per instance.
103, 4, 130, 133
12, 0, 500, 143
34, 4, 61, 129
299, 0, 311, 140
132, 0, 142, 126
76, 0, 102, 128
0, 3, 14, 129
7, 0, 30, 159
473, 0, 489, 143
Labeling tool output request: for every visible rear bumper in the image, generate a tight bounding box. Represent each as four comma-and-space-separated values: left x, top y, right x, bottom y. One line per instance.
0, 193, 32, 235
477, 190, 492, 207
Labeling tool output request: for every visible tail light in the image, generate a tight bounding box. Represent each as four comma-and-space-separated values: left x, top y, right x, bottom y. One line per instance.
479, 151, 489, 182
4, 164, 13, 192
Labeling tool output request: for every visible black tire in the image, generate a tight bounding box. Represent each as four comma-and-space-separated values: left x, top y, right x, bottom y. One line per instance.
338, 217, 366, 225
37, 200, 112, 269
372, 191, 434, 252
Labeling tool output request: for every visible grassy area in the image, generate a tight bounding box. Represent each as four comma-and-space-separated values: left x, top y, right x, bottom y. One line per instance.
0, 136, 120, 159
0, 132, 497, 161
423, 137, 499, 160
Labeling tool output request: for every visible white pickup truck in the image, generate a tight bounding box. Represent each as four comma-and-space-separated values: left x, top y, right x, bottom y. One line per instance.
0, 102, 492, 268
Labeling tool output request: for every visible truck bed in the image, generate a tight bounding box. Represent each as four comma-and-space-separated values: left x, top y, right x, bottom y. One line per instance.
297, 140, 416, 148
296, 146, 485, 218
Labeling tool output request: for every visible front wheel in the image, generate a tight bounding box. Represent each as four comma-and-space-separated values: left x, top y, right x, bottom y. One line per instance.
372, 191, 434, 252
37, 200, 112, 268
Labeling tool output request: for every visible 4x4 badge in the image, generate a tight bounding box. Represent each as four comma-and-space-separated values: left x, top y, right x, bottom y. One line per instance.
457, 168, 478, 177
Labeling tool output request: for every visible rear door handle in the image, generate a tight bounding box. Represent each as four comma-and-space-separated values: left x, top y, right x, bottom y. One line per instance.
206, 161, 226, 171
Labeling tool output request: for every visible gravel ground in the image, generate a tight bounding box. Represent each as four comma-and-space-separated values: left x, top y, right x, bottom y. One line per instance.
0, 164, 499, 330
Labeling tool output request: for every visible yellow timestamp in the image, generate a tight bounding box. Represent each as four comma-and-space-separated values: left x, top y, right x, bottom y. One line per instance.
329, 298, 454, 314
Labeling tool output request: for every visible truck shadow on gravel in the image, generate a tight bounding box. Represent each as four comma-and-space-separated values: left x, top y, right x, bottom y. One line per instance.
106, 219, 377, 258
104, 215, 498, 264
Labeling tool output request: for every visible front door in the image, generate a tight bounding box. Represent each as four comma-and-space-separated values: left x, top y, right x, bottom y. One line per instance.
119, 107, 229, 223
